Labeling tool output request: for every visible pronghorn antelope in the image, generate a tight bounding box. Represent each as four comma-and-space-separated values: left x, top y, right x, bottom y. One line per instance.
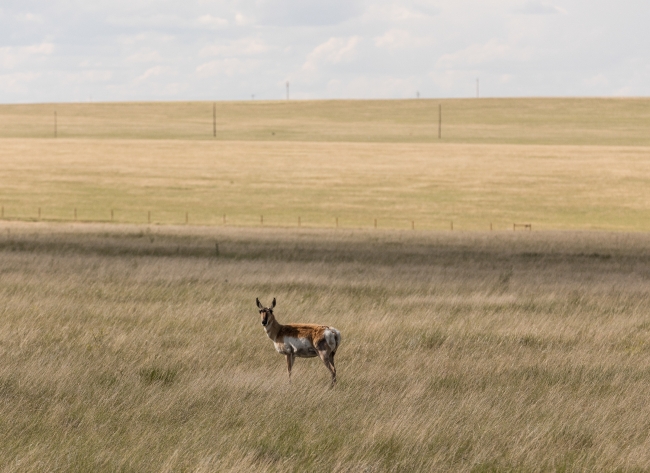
256, 297, 341, 386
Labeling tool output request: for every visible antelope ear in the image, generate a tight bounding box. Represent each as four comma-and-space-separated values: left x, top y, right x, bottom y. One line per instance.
271, 298, 276, 308
256, 298, 263, 309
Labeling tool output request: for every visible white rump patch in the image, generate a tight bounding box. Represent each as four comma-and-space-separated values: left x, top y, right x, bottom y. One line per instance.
324, 327, 341, 351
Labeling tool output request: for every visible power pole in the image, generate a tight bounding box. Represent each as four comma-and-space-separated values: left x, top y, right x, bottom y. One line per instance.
286, 81, 289, 100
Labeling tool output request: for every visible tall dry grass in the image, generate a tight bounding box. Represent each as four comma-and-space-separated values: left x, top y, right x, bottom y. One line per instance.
2, 222, 650, 471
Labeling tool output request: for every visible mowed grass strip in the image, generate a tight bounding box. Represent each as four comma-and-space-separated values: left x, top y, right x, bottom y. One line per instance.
1, 138, 650, 231
2, 98, 650, 145
2, 222, 650, 471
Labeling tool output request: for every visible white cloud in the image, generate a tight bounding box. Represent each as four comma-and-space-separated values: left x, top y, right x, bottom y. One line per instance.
436, 39, 530, 70
15, 12, 44, 23
196, 14, 228, 29
516, 1, 567, 15
134, 66, 167, 83
303, 36, 361, 72
0, 42, 54, 69
200, 38, 270, 57
374, 29, 433, 51
196, 58, 260, 77
125, 48, 163, 63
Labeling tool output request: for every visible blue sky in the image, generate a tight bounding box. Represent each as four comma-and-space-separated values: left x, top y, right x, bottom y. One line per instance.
1, 0, 648, 102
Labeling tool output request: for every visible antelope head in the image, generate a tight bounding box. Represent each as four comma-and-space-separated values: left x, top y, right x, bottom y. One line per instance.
256, 297, 276, 327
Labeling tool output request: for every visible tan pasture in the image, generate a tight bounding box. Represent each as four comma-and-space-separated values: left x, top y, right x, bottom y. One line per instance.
1, 138, 650, 231
2, 222, 650, 471
2, 98, 650, 145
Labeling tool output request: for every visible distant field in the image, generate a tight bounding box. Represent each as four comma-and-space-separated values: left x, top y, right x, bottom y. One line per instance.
1, 138, 649, 231
1, 98, 649, 231
1, 98, 650, 145
2, 222, 650, 472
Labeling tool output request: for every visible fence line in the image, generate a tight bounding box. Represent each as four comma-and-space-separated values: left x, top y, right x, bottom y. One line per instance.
0, 207, 530, 232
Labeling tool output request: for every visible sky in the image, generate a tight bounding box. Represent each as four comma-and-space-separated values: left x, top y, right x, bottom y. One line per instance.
0, 0, 648, 103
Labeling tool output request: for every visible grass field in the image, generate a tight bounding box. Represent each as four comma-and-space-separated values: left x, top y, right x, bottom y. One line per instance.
1, 98, 649, 232
2, 222, 650, 472
2, 98, 650, 471
2, 98, 650, 145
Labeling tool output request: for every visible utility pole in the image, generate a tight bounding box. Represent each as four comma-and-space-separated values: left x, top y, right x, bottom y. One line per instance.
286, 81, 289, 100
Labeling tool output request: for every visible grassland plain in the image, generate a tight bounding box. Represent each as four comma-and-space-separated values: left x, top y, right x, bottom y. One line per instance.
2, 98, 650, 145
1, 98, 650, 232
2, 222, 650, 472
1, 139, 650, 231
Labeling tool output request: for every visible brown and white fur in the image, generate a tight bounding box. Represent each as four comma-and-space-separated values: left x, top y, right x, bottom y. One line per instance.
257, 297, 341, 386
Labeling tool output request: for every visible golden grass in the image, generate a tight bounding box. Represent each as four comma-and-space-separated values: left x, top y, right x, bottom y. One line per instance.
2, 222, 650, 471
1, 138, 649, 231
1, 98, 650, 145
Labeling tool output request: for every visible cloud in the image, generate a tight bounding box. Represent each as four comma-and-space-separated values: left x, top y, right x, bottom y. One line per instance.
134, 66, 167, 83
196, 58, 261, 77
303, 36, 361, 72
516, 1, 567, 15
255, 0, 363, 26
200, 38, 270, 58
0, 42, 55, 69
374, 29, 433, 51
196, 14, 228, 29
436, 39, 530, 70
